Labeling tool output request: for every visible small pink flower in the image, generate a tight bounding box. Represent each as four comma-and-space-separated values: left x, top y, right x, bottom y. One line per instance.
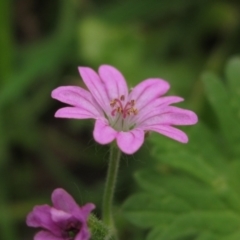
52, 65, 198, 154
26, 188, 95, 240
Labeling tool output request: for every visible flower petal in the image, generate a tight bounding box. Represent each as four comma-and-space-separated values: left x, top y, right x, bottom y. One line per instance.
133, 96, 184, 123
129, 79, 170, 110
139, 106, 198, 127
51, 86, 103, 117
81, 203, 96, 219
26, 205, 60, 235
78, 67, 110, 112
51, 188, 79, 215
147, 125, 188, 143
54, 107, 100, 119
75, 225, 91, 240
34, 231, 62, 240
158, 107, 198, 125
116, 129, 144, 154
98, 65, 128, 100
93, 119, 117, 144
50, 208, 72, 223
155, 96, 184, 106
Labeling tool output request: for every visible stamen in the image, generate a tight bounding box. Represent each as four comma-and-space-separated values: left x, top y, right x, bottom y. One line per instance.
133, 108, 138, 115
110, 96, 138, 119
110, 99, 116, 107
116, 107, 122, 113
130, 100, 135, 106
111, 109, 117, 116
120, 95, 125, 101
114, 99, 124, 109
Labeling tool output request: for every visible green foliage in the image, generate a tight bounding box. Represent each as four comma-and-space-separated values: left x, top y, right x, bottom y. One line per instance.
123, 58, 240, 240
1, 0, 240, 239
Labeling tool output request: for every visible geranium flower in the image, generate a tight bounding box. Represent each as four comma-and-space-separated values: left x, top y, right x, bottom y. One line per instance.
26, 188, 95, 240
52, 65, 198, 154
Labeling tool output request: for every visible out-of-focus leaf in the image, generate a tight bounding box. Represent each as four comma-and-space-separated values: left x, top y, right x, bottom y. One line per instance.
135, 170, 227, 210
202, 72, 240, 154
0, 0, 13, 83
223, 231, 240, 240
226, 57, 240, 116
123, 192, 191, 228
123, 58, 240, 239
98, 0, 207, 23
78, 17, 143, 71
147, 227, 198, 240
0, 0, 76, 110
0, 35, 72, 110
195, 232, 219, 240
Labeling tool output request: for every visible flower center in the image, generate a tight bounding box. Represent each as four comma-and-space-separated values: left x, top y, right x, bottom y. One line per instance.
110, 95, 138, 119
63, 222, 81, 240
109, 95, 138, 131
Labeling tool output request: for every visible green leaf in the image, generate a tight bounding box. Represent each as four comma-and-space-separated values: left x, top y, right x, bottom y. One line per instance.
195, 232, 219, 240
135, 170, 227, 210
147, 226, 198, 240
225, 57, 240, 117
202, 72, 240, 152
0, 0, 13, 83
0, 0, 75, 110
226, 58, 240, 103
123, 193, 191, 228
222, 230, 240, 240
98, 0, 207, 23
146, 211, 240, 240
123, 60, 240, 238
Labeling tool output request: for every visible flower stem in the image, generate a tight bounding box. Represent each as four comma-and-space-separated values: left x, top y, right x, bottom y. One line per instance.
102, 143, 121, 239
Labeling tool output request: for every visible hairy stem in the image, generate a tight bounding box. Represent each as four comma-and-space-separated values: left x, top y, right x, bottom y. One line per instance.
102, 143, 121, 239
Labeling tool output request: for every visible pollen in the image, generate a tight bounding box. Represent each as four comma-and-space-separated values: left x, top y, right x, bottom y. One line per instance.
110, 96, 138, 118
110, 99, 116, 107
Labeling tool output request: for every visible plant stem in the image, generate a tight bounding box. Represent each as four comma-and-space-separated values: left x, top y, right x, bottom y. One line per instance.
102, 143, 121, 239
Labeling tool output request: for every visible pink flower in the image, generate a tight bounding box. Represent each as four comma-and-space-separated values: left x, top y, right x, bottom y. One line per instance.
26, 188, 95, 240
52, 65, 198, 154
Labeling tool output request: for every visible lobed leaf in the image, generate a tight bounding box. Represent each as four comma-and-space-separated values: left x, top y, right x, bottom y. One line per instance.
202, 72, 240, 154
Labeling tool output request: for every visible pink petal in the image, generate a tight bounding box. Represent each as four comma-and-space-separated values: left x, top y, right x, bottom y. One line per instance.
93, 119, 117, 144
78, 67, 110, 113
98, 65, 128, 101
75, 227, 91, 240
52, 86, 103, 118
52, 188, 79, 215
81, 203, 95, 219
133, 96, 184, 123
54, 107, 100, 119
129, 79, 170, 110
139, 106, 198, 127
50, 208, 72, 223
26, 205, 51, 228
34, 231, 62, 240
155, 96, 184, 106
159, 107, 198, 125
26, 205, 59, 235
51, 86, 96, 108
116, 129, 144, 154
148, 125, 188, 143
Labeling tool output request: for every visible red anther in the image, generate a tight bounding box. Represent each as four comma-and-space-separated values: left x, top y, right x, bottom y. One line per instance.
133, 108, 138, 115
120, 95, 125, 101
130, 100, 135, 106
111, 109, 117, 116
110, 99, 116, 107
110, 97, 138, 118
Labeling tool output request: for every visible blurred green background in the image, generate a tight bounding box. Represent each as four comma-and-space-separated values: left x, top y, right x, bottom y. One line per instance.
1, 0, 240, 239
